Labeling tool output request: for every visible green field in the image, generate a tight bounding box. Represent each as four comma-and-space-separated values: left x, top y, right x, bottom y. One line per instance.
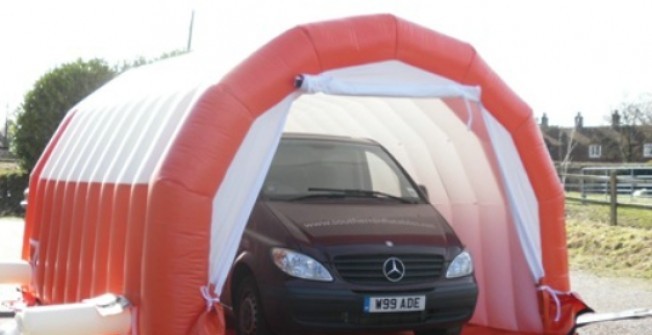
0, 161, 20, 175
566, 201, 652, 279
566, 195, 652, 230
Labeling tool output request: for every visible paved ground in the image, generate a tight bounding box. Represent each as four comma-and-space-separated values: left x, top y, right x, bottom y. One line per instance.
1, 218, 650, 334
571, 270, 652, 334
0, 217, 24, 331
0, 217, 23, 260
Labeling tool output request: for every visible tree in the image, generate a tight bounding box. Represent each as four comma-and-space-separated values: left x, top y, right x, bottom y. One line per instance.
11, 59, 116, 172
10, 51, 188, 173
559, 127, 577, 187
610, 94, 652, 162
114, 49, 188, 73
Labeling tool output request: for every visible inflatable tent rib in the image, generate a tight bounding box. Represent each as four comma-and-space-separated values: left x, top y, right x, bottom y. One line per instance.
21, 14, 588, 335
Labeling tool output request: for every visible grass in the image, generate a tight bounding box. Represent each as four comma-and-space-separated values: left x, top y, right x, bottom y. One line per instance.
0, 161, 21, 175
566, 197, 652, 229
566, 202, 652, 279
567, 190, 652, 206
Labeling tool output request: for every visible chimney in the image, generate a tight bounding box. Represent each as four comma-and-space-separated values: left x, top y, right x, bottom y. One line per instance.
541, 113, 549, 128
574, 112, 583, 129
612, 110, 621, 128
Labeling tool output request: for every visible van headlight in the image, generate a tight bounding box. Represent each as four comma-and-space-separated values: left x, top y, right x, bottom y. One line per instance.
445, 250, 474, 278
271, 248, 333, 282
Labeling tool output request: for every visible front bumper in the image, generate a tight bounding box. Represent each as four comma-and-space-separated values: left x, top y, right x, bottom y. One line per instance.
260, 276, 478, 334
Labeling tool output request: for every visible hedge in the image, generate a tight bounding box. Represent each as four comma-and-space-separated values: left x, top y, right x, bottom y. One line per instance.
0, 171, 29, 216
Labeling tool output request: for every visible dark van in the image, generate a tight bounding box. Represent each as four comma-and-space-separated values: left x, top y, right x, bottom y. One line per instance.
223, 134, 478, 335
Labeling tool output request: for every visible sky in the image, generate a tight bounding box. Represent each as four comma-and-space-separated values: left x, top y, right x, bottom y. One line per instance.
1, 0, 652, 127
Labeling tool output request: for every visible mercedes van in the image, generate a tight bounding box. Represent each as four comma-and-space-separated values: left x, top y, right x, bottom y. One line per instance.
223, 134, 478, 335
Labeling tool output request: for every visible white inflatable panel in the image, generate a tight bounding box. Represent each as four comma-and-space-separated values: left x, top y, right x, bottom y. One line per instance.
0, 261, 31, 285
16, 303, 131, 335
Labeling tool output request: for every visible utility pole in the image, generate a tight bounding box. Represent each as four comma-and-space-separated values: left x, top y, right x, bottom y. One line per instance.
187, 9, 195, 52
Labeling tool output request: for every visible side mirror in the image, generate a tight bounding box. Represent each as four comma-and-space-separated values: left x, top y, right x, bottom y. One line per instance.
418, 184, 429, 201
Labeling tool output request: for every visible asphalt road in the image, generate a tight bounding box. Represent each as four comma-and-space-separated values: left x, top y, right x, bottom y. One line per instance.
571, 270, 652, 334
1, 218, 650, 334
0, 217, 24, 331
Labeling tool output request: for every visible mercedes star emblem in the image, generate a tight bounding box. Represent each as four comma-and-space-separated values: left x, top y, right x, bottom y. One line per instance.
382, 257, 405, 282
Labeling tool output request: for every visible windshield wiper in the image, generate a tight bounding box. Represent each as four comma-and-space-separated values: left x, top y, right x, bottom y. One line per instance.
306, 187, 418, 204
285, 191, 347, 201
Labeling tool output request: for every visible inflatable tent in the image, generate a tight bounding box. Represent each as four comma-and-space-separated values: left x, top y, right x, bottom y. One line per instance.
20, 14, 588, 335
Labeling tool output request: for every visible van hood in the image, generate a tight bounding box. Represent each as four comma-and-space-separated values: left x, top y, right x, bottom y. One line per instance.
263, 200, 460, 248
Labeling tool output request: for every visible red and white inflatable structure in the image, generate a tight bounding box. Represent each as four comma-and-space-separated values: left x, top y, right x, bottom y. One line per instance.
13, 14, 589, 335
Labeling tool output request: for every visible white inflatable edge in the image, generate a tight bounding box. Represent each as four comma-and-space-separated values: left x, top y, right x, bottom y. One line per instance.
15, 294, 131, 335
0, 261, 31, 286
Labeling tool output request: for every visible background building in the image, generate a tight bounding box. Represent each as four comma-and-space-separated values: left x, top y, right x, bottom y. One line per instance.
540, 111, 652, 163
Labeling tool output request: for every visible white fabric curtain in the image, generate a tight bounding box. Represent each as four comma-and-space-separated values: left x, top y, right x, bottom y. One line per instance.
209, 94, 296, 292
298, 73, 481, 101
482, 111, 545, 280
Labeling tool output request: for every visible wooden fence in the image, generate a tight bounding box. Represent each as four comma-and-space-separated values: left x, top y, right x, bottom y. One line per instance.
562, 172, 652, 225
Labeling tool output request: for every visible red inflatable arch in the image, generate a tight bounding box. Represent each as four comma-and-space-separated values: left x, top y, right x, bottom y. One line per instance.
22, 14, 588, 335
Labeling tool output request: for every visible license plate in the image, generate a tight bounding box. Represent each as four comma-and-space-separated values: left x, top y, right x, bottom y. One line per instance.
363, 295, 426, 313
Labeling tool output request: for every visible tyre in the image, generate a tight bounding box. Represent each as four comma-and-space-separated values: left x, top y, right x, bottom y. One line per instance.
414, 326, 462, 335
233, 276, 273, 335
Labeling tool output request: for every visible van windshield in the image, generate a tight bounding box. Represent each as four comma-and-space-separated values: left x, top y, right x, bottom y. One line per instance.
261, 137, 425, 203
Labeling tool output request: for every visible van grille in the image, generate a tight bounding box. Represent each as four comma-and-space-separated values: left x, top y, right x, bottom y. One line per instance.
333, 254, 445, 285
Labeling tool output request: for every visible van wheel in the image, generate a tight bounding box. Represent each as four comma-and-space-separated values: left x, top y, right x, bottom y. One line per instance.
414, 326, 462, 335
234, 276, 272, 335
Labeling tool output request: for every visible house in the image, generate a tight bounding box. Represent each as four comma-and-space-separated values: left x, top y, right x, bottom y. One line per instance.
540, 111, 652, 163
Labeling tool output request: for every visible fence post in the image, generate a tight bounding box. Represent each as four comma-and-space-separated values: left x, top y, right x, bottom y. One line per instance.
610, 171, 618, 226
580, 175, 586, 204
